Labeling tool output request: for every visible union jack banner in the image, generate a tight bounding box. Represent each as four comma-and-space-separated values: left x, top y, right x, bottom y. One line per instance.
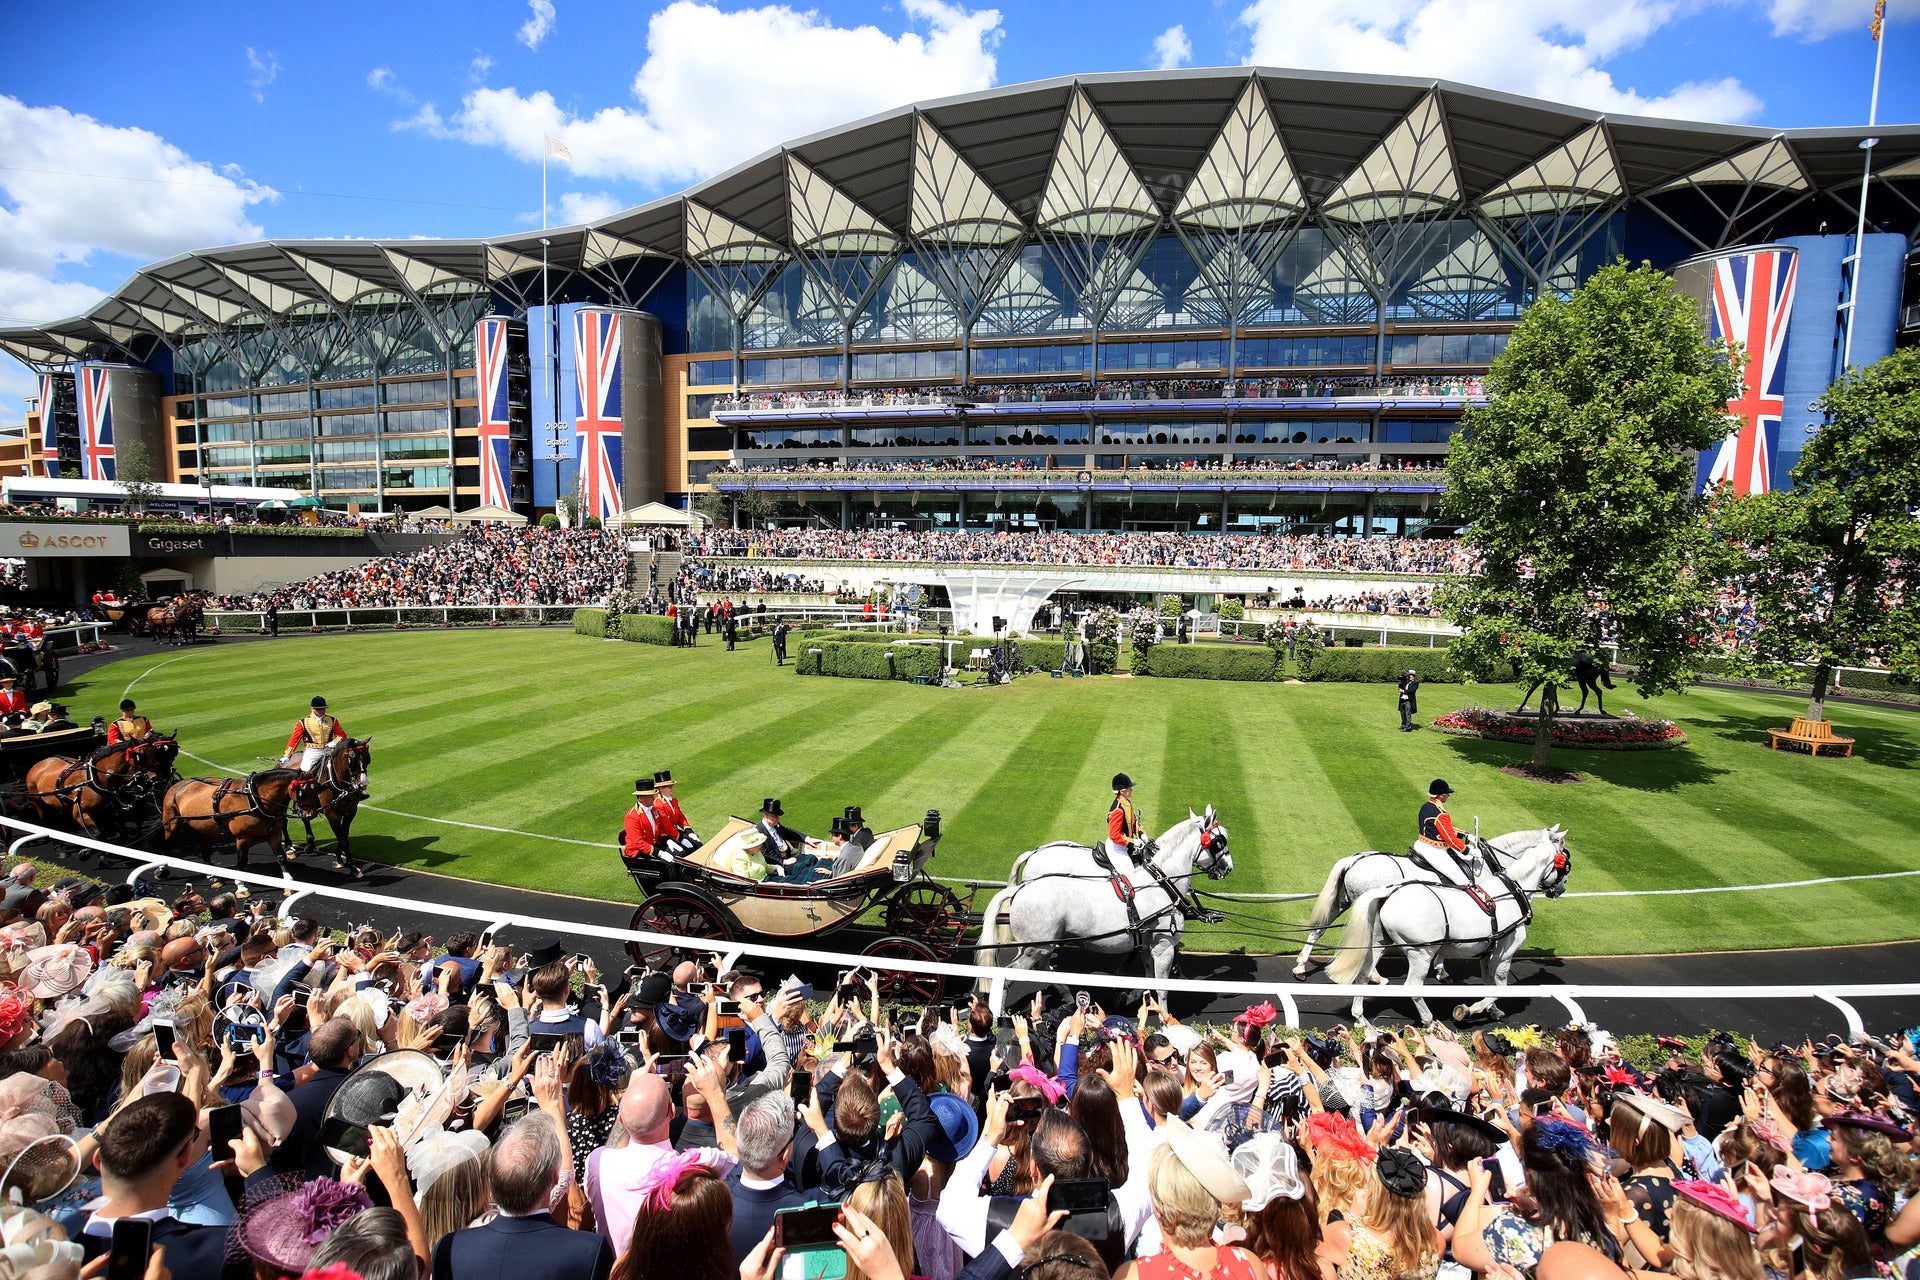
573, 308, 624, 523
1698, 248, 1796, 496
475, 318, 514, 508
76, 366, 115, 482
37, 374, 58, 477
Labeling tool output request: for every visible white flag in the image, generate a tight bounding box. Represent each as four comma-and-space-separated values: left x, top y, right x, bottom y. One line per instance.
544, 134, 573, 163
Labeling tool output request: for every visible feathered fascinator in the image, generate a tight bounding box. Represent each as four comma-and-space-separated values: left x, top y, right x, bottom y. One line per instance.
1533, 1118, 1596, 1161
1303, 1111, 1376, 1163
1234, 1002, 1278, 1029
632, 1149, 705, 1215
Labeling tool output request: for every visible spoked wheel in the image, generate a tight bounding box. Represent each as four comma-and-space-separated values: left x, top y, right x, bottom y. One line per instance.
883, 881, 970, 944
629, 886, 736, 968
861, 935, 949, 1006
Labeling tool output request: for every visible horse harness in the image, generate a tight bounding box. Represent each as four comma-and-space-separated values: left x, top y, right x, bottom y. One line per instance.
199, 773, 296, 834
1415, 854, 1538, 946
49, 745, 154, 810
1404, 844, 1498, 916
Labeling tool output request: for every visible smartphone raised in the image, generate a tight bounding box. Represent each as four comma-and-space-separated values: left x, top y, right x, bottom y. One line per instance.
774, 1202, 844, 1250
527, 1031, 567, 1055
317, 1115, 372, 1160
209, 1104, 243, 1163
1047, 1177, 1110, 1215
107, 1218, 153, 1280
153, 1020, 177, 1057
831, 1037, 877, 1055
726, 1027, 748, 1061
790, 1069, 813, 1103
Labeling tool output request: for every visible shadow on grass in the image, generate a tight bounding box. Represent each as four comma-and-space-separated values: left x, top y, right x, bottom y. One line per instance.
1438, 732, 1731, 793
342, 834, 462, 872
1684, 708, 1918, 771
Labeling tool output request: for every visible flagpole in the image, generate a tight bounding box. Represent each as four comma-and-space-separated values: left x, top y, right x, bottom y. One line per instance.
1842, 13, 1886, 368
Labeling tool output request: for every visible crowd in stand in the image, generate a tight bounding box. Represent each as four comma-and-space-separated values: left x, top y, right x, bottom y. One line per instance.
0, 860, 1912, 1280
212, 528, 629, 611
686, 564, 829, 596
710, 460, 1447, 479
718, 377, 1485, 412
689, 531, 1478, 576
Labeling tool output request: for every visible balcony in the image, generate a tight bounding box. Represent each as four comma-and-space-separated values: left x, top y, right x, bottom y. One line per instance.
709, 462, 1447, 496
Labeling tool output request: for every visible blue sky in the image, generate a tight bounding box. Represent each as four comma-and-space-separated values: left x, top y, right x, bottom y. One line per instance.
0, 0, 1913, 424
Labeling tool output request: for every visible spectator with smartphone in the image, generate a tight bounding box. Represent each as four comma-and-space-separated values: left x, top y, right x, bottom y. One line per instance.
725, 1092, 807, 1263
586, 1060, 738, 1257
278, 1016, 362, 1177
433, 1112, 614, 1280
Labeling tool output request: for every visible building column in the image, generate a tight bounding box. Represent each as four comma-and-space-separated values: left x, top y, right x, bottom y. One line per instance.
840, 493, 851, 529
956, 491, 966, 529
1220, 490, 1229, 531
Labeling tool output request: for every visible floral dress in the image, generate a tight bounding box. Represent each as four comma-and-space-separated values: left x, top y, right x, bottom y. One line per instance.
1338, 1223, 1438, 1280
1831, 1178, 1891, 1246
1480, 1209, 1613, 1271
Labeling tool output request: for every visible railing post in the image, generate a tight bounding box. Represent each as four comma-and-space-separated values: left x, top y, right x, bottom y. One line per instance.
1815, 992, 1865, 1041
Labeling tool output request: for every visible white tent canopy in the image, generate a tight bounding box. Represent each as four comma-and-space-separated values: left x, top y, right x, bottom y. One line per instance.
451, 504, 528, 525
607, 502, 707, 529
408, 504, 454, 520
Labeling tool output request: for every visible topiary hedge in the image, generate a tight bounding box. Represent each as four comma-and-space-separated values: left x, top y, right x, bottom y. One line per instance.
1016, 638, 1066, 670
573, 609, 608, 638
796, 641, 942, 681
1305, 646, 1459, 683
617, 614, 675, 645
1140, 645, 1280, 681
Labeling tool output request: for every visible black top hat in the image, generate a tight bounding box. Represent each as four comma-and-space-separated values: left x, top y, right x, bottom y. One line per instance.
830, 817, 848, 838
631, 972, 673, 1010
761, 798, 784, 817
1429, 778, 1453, 796
310, 696, 328, 709
119, 698, 136, 712
521, 940, 566, 970
1418, 1103, 1507, 1144
654, 770, 674, 785
843, 806, 863, 826
48, 704, 67, 717
1112, 773, 1133, 792
634, 777, 657, 796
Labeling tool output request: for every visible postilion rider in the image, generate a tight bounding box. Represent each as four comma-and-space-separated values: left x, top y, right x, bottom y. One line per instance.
106, 699, 152, 745
1096, 773, 1224, 923
1414, 778, 1480, 890
280, 696, 346, 772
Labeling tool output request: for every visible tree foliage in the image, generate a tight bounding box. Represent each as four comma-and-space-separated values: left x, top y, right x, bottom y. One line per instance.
115, 438, 162, 513
1438, 260, 1739, 768
1707, 347, 1920, 720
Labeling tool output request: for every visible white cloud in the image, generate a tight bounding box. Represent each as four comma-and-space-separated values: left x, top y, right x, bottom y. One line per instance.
1153, 24, 1193, 69
245, 48, 282, 103
471, 53, 495, 79
518, 0, 557, 49
405, 0, 1002, 187
367, 66, 395, 91
0, 96, 276, 328
1238, 0, 1763, 122
0, 361, 39, 432
1768, 0, 1917, 38
555, 190, 625, 223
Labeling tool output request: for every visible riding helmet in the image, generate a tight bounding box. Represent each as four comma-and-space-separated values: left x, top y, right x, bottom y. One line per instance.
1112, 773, 1133, 791
310, 696, 328, 709
1429, 778, 1453, 796
119, 698, 136, 712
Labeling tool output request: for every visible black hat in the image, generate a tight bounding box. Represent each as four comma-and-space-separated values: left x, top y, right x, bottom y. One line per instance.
310, 696, 328, 709
830, 817, 848, 838
634, 777, 657, 797
657, 993, 705, 1042
1429, 778, 1453, 796
119, 698, 136, 712
1419, 1103, 1506, 1144
48, 704, 67, 717
521, 940, 566, 970
761, 798, 783, 817
1112, 773, 1133, 791
843, 806, 863, 826
654, 770, 674, 785
631, 972, 673, 1010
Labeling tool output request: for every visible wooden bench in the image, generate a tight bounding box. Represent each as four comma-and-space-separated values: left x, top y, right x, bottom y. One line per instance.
1767, 717, 1855, 757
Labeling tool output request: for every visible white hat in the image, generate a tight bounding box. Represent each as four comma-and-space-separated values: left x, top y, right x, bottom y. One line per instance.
405, 1126, 491, 1197
1216, 1049, 1260, 1106
1232, 1132, 1308, 1211
1156, 1118, 1251, 1208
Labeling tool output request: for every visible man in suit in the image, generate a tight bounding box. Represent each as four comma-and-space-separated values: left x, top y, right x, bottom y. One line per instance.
754, 799, 825, 882
435, 1113, 614, 1280
276, 1016, 361, 1176
726, 1093, 807, 1263
1398, 669, 1421, 732
841, 806, 875, 856
771, 619, 789, 665
80, 1092, 262, 1280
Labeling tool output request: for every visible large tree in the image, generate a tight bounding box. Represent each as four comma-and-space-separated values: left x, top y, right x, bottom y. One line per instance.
1438, 260, 1739, 770
115, 438, 162, 513
1708, 347, 1920, 722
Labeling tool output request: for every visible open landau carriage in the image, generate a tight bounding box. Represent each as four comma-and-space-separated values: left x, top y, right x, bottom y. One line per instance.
620, 810, 971, 1001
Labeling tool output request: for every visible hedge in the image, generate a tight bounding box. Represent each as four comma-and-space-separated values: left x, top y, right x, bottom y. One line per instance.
1306, 647, 1460, 683
796, 641, 942, 681
573, 608, 608, 638
1140, 645, 1280, 681
1017, 638, 1066, 670
1695, 655, 1914, 699
617, 614, 676, 646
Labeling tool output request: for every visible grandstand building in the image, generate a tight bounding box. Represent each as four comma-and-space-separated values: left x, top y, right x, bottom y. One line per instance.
2, 70, 1916, 533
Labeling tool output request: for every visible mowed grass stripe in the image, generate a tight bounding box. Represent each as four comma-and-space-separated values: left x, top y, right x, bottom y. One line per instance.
63, 633, 1920, 956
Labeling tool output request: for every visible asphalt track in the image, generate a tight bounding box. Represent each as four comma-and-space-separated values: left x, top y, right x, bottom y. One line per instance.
43, 634, 1920, 1043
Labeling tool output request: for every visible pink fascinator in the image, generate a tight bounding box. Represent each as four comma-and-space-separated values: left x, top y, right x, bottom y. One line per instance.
633, 1149, 706, 1214
1008, 1061, 1065, 1104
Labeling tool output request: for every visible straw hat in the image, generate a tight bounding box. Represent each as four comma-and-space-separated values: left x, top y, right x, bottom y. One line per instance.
1156, 1117, 1251, 1207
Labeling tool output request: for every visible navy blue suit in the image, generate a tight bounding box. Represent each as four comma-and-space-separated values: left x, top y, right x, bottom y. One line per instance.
278, 1065, 352, 1177
82, 1218, 243, 1280
725, 1169, 807, 1264
431, 1213, 614, 1280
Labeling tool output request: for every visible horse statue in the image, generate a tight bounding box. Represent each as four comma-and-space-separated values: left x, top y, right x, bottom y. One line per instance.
972, 807, 1232, 1010
288, 736, 372, 878
1292, 826, 1569, 976
23, 734, 180, 842
1327, 835, 1573, 1026
1516, 652, 1615, 717
160, 768, 305, 869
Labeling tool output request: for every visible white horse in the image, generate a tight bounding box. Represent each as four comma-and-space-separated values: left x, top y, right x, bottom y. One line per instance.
973, 808, 1232, 1011
1327, 837, 1572, 1026
1292, 826, 1569, 977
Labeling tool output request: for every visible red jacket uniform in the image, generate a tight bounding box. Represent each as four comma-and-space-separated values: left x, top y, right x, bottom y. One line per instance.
0, 690, 26, 717
286, 712, 345, 756
651, 794, 690, 836
107, 715, 152, 744
623, 805, 658, 857
1107, 795, 1139, 845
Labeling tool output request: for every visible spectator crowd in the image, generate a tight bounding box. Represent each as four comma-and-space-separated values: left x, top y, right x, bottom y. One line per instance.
710, 460, 1447, 479
717, 376, 1485, 412
0, 858, 1911, 1280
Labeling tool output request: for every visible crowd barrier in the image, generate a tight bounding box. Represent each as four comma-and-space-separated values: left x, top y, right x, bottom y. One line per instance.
4, 814, 1912, 1040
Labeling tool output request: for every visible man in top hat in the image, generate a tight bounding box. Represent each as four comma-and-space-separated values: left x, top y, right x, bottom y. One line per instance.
0, 676, 25, 720
1096, 773, 1144, 877
623, 778, 662, 861
1397, 669, 1420, 732
106, 698, 152, 745
841, 806, 874, 856
1414, 779, 1476, 888
38, 703, 75, 733
281, 696, 345, 772
754, 799, 825, 882
825, 817, 864, 879
650, 770, 701, 855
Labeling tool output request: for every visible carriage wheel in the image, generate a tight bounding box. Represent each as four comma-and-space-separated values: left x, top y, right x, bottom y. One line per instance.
861, 936, 948, 1007
883, 881, 969, 943
628, 888, 735, 969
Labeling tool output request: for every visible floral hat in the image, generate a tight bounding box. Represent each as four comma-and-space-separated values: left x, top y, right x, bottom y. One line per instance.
1674, 1180, 1755, 1231
230, 1176, 374, 1275
1303, 1111, 1375, 1163
0, 984, 34, 1048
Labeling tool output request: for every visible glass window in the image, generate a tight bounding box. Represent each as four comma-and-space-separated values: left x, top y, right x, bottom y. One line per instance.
688, 358, 733, 386
317, 467, 378, 490
204, 396, 249, 418
316, 384, 377, 409
382, 408, 446, 434
686, 393, 725, 418
320, 439, 379, 463
383, 440, 448, 461
382, 466, 450, 491
454, 375, 477, 400
319, 413, 375, 436
848, 425, 965, 448
204, 421, 251, 444
851, 349, 957, 381
687, 276, 733, 355
738, 426, 843, 450
383, 380, 445, 405
742, 355, 844, 385
257, 419, 312, 441
255, 391, 307, 414
687, 459, 727, 486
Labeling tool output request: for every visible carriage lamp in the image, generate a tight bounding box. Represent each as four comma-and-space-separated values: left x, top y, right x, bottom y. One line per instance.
924, 810, 941, 840
91, 716, 106, 734
892, 851, 913, 882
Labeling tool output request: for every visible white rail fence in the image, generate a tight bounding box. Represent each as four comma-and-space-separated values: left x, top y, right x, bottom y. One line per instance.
5, 815, 1913, 1038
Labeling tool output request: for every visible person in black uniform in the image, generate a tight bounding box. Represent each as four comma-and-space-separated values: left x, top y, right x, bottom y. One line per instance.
724, 613, 739, 651
1398, 669, 1420, 732
771, 620, 789, 665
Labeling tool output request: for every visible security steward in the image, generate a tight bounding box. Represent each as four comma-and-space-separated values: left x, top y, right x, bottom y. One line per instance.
650, 770, 701, 855
623, 777, 663, 861
281, 696, 345, 772
1414, 778, 1476, 888
106, 698, 153, 745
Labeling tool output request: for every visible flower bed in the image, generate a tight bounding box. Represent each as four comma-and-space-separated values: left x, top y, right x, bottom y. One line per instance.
1431, 706, 1686, 751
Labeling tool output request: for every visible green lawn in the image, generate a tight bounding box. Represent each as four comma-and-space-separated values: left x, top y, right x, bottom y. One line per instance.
68, 631, 1920, 957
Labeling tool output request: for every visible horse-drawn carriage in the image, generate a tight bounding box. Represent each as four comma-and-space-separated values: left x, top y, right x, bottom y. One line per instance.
620, 810, 972, 1001
108, 596, 205, 646
0, 726, 104, 789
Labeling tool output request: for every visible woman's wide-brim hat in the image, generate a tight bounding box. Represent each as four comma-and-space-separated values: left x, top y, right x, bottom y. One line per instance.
231, 1175, 372, 1274
22, 945, 93, 1000
1614, 1089, 1692, 1134
1157, 1117, 1250, 1207
323, 1049, 445, 1139
926, 1090, 979, 1163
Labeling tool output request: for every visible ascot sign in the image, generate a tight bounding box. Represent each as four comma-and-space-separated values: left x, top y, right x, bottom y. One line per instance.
0, 524, 130, 557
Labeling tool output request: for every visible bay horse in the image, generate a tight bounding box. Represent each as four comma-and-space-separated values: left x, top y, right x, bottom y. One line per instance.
161, 769, 304, 869
145, 598, 203, 647
23, 735, 180, 842
289, 736, 372, 878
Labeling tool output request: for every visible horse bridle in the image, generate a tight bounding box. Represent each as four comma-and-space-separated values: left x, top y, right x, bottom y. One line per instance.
293, 739, 370, 814
1194, 818, 1230, 880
